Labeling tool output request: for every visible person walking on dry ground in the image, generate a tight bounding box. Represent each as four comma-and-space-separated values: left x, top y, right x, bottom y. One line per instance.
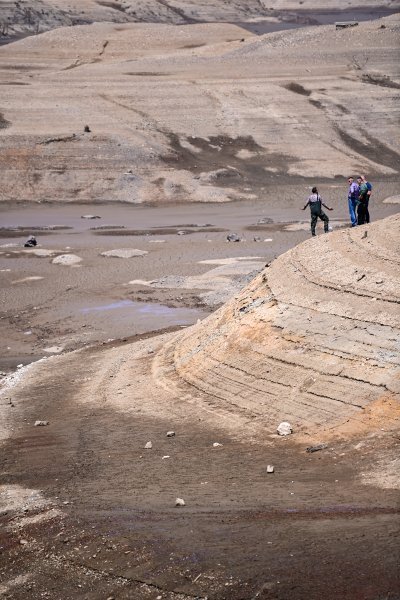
302, 186, 333, 237
347, 176, 359, 227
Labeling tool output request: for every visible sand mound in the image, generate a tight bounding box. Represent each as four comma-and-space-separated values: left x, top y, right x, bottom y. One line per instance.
158, 215, 400, 437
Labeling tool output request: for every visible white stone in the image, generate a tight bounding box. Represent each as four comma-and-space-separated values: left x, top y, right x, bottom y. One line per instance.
166, 431, 175, 437
267, 465, 275, 473
175, 498, 185, 507
34, 421, 49, 427
144, 441, 152, 449
101, 249, 148, 258
277, 422, 292, 436
213, 442, 223, 447
52, 254, 82, 266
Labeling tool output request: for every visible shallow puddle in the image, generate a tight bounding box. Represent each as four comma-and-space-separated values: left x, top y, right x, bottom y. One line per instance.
78, 299, 204, 328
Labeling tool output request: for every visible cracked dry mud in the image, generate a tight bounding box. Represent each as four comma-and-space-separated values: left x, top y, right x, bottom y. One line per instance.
1, 216, 399, 600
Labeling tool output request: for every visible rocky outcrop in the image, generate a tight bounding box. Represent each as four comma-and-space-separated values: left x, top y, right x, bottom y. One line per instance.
157, 215, 400, 437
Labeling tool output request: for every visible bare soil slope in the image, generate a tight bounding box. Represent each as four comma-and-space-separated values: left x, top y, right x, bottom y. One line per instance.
0, 14, 399, 203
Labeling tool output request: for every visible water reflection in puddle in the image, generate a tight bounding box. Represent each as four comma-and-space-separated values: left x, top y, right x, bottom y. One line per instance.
79, 299, 204, 327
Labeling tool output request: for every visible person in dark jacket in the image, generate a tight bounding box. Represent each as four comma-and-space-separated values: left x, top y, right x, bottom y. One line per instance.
357, 176, 369, 225
302, 187, 333, 236
361, 174, 372, 223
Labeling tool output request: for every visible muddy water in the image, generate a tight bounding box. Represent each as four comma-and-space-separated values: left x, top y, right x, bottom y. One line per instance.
1, 198, 398, 372
1, 201, 295, 371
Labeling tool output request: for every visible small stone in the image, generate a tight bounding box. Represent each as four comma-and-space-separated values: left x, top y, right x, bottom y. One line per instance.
144, 441, 152, 449
175, 498, 185, 507
306, 444, 328, 453
213, 442, 223, 447
34, 420, 49, 427
277, 422, 292, 436
20, 539, 29, 545
227, 233, 240, 242
162, 455, 170, 460
267, 465, 275, 473
166, 431, 175, 437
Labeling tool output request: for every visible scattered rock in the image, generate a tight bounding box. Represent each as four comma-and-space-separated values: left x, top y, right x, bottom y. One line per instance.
101, 249, 148, 258
306, 444, 328, 453
19, 539, 29, 545
43, 346, 64, 354
227, 233, 240, 242
52, 254, 82, 266
213, 442, 223, 447
144, 441, 152, 449
166, 431, 175, 437
24, 235, 37, 248
162, 455, 170, 460
257, 217, 274, 225
266, 465, 275, 473
34, 420, 49, 427
175, 498, 185, 507
277, 422, 292, 436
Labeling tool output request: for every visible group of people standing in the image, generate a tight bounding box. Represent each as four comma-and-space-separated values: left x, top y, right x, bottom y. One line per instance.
302, 175, 372, 237
347, 175, 372, 227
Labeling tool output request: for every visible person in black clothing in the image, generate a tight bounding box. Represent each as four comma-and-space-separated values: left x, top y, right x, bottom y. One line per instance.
357, 176, 369, 225
302, 187, 333, 236
361, 174, 372, 223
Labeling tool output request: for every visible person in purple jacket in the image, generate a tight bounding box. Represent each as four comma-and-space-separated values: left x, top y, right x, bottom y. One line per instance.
347, 176, 359, 227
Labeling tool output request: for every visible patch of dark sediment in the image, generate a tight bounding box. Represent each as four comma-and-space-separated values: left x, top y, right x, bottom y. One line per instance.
336, 127, 400, 172
161, 133, 299, 186
0, 112, 11, 129
92, 227, 227, 236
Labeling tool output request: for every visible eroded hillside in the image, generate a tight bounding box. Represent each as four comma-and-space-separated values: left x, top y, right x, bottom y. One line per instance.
0, 14, 399, 203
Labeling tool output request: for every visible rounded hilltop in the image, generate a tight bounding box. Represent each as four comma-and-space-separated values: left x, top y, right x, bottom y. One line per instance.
162, 214, 400, 440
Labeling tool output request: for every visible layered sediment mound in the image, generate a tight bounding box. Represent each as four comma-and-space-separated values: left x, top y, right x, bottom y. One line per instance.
158, 215, 400, 437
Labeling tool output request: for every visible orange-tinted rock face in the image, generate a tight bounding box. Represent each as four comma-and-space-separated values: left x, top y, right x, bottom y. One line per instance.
167, 215, 400, 437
